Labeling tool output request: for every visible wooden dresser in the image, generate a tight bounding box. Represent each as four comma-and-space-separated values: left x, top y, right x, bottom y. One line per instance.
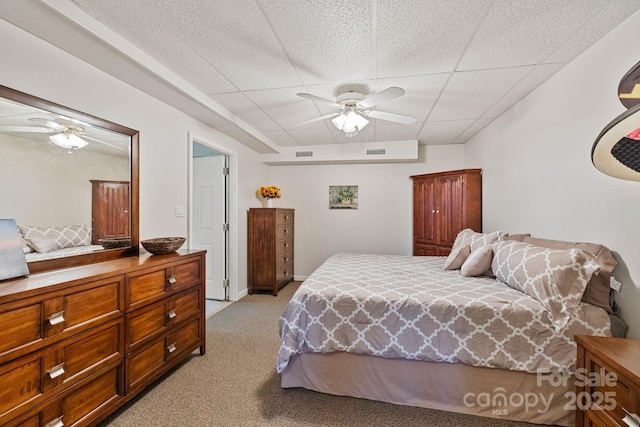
90, 180, 130, 245
410, 169, 482, 256
575, 335, 640, 426
247, 208, 294, 296
0, 250, 205, 427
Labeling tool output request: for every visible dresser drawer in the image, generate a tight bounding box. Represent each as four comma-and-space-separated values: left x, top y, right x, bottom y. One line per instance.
126, 315, 202, 393
40, 363, 122, 427
276, 236, 294, 255
276, 224, 294, 240
126, 259, 201, 312
126, 287, 201, 351
276, 210, 294, 225
276, 262, 294, 284
0, 276, 124, 364
276, 250, 294, 270
0, 319, 123, 425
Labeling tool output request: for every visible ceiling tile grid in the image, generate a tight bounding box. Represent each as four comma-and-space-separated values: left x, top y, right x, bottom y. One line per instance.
69, 0, 640, 148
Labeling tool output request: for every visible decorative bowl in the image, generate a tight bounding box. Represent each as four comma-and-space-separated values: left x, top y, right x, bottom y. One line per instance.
141, 237, 186, 255
99, 237, 132, 249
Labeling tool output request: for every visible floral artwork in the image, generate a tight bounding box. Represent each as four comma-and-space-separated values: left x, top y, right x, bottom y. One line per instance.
329, 185, 358, 209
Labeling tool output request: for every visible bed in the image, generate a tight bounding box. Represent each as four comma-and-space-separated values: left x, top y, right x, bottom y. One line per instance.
277, 230, 625, 426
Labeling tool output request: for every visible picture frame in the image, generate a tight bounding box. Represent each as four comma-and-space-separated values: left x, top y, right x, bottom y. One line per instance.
329, 185, 358, 209
0, 218, 30, 281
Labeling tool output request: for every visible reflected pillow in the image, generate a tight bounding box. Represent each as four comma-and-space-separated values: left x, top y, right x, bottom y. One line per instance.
19, 224, 92, 249
27, 236, 58, 253
461, 245, 493, 277
444, 245, 471, 270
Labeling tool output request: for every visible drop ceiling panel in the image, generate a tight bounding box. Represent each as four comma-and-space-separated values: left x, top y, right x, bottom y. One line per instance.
483, 63, 565, 118
244, 86, 325, 130
418, 120, 475, 145
209, 92, 281, 132
453, 118, 493, 143
376, 0, 491, 77
429, 66, 535, 121
375, 122, 422, 141
260, 130, 300, 147
374, 74, 450, 122
260, 0, 375, 85
458, 0, 611, 71
287, 127, 338, 145
546, 0, 640, 63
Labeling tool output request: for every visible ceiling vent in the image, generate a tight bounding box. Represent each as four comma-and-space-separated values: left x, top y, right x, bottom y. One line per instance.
366, 148, 386, 155
295, 150, 313, 158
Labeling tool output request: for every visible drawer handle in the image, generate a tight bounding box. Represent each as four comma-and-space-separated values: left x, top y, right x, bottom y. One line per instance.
167, 343, 177, 353
284, 257, 289, 262
48, 362, 66, 379
168, 309, 177, 319
45, 416, 64, 427
623, 409, 640, 427
48, 311, 65, 326
168, 275, 177, 284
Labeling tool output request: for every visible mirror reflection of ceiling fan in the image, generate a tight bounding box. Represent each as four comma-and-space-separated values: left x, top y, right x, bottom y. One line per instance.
0, 117, 126, 152
294, 86, 416, 137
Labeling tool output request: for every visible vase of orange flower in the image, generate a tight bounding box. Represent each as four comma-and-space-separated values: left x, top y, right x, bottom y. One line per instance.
257, 185, 281, 208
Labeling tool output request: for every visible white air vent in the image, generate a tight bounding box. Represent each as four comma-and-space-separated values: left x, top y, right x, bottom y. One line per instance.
366, 148, 386, 155
295, 151, 313, 157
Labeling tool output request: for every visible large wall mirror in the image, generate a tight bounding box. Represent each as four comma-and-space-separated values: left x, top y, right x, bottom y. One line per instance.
0, 84, 139, 274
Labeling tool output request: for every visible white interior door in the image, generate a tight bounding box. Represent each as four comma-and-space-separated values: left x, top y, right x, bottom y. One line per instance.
192, 154, 227, 300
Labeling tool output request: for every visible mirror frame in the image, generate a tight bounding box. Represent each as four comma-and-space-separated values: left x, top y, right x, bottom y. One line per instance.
0, 84, 139, 274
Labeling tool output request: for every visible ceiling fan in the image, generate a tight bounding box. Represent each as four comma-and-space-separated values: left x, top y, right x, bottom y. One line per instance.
0, 117, 126, 152
294, 86, 416, 137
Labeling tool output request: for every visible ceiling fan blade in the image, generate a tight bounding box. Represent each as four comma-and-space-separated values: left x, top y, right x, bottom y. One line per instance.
366, 110, 416, 125
359, 87, 405, 109
81, 134, 128, 151
297, 93, 340, 108
28, 117, 67, 131
291, 112, 340, 127
0, 125, 52, 133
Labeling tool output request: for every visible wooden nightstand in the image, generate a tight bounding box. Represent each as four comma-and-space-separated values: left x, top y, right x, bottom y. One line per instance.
575, 335, 640, 426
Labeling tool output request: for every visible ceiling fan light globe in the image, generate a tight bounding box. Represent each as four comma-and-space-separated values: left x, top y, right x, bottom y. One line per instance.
50, 132, 88, 150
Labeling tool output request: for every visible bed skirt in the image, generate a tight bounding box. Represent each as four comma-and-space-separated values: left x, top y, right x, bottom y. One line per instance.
281, 352, 575, 426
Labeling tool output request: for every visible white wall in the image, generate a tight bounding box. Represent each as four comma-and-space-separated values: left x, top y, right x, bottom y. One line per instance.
465, 10, 640, 337
0, 133, 128, 226
270, 144, 464, 276
0, 19, 270, 297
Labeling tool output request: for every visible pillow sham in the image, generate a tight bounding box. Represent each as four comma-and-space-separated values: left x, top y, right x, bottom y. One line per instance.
451, 228, 503, 253
444, 245, 471, 270
26, 236, 58, 254
522, 236, 617, 313
460, 245, 493, 277
19, 224, 92, 249
491, 240, 599, 332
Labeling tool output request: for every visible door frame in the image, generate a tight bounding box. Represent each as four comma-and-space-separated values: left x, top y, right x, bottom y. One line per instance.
187, 132, 239, 302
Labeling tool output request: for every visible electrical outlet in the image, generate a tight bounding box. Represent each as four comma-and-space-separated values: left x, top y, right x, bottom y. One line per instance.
175, 204, 185, 217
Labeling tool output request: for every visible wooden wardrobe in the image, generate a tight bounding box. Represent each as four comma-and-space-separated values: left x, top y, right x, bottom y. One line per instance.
411, 169, 482, 256
91, 180, 130, 244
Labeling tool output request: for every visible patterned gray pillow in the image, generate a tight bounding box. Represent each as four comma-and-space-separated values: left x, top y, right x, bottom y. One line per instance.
443, 245, 471, 270
491, 240, 599, 331
19, 224, 92, 249
451, 228, 503, 252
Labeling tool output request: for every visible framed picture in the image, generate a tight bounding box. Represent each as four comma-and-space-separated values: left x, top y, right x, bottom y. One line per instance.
0, 219, 29, 281
329, 185, 358, 209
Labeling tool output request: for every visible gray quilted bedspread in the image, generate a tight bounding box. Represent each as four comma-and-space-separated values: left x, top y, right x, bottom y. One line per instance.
277, 253, 611, 374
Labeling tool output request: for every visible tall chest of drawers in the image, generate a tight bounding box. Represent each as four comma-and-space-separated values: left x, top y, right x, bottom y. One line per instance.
247, 208, 294, 296
0, 250, 205, 427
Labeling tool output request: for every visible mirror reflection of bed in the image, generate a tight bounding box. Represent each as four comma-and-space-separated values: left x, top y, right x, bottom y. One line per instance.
0, 93, 131, 263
